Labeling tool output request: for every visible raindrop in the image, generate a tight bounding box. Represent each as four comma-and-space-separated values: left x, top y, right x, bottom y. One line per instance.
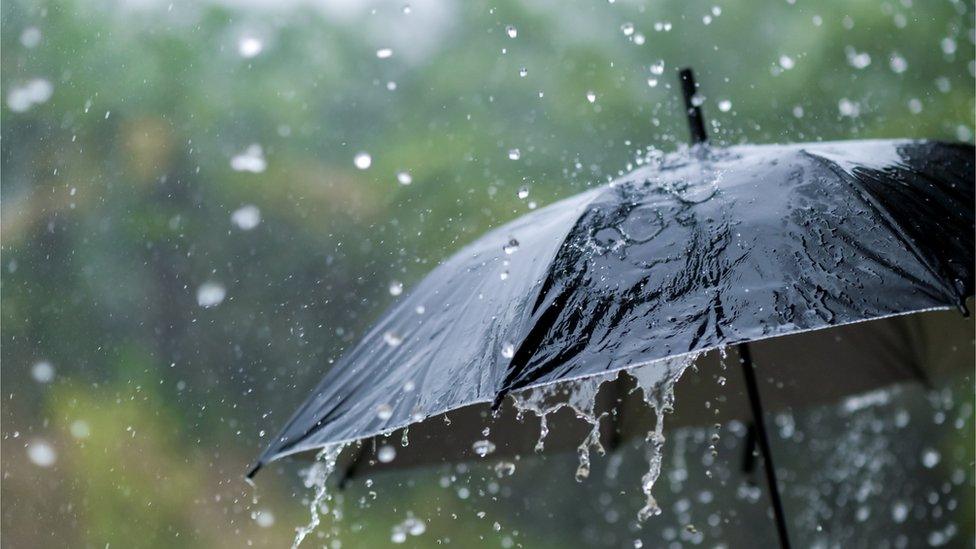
941, 37, 957, 55
230, 144, 266, 173
505, 25, 517, 38
717, 99, 732, 112
389, 281, 404, 296
620, 22, 635, 36
414, 305, 425, 314
649, 60, 665, 75
31, 361, 55, 383
586, 91, 597, 103
922, 448, 941, 468
503, 238, 520, 254
778, 55, 795, 70
517, 187, 529, 199
472, 440, 497, 457
889, 53, 908, 74
6, 78, 53, 113
908, 98, 923, 114
354, 152, 372, 170
633, 33, 645, 45
838, 98, 860, 118
646, 78, 658, 88
494, 461, 516, 476
69, 420, 91, 439
377, 445, 397, 463
252, 509, 275, 528
27, 440, 56, 467
231, 205, 261, 230
845, 47, 871, 69
518, 67, 528, 78
376, 48, 393, 59
507, 148, 521, 160
396, 171, 412, 185
196, 282, 226, 308
238, 37, 263, 58
20, 27, 42, 48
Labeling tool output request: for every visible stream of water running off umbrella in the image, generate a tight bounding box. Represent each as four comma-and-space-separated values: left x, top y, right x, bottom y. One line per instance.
291, 352, 701, 546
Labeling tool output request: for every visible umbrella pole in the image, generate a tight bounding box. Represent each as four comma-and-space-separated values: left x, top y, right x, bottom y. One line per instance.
739, 343, 792, 549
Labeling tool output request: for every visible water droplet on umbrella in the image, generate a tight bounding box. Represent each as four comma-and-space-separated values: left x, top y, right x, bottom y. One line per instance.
354, 152, 372, 170
517, 187, 529, 199
620, 22, 635, 36
505, 25, 517, 38
501, 342, 515, 358
503, 238, 519, 254
376, 404, 394, 420
649, 60, 665, 75
383, 331, 403, 347
519, 67, 528, 77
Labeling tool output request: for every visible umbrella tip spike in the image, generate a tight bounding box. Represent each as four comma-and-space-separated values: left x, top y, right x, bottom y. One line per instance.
678, 67, 708, 146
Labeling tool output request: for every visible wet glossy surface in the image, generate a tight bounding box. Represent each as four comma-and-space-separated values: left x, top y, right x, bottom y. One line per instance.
252, 139, 974, 474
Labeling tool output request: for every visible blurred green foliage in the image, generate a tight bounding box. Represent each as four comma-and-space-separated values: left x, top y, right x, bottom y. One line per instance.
1, 0, 973, 546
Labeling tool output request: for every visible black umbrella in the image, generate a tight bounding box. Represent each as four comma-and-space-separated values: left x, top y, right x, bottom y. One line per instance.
251, 69, 974, 548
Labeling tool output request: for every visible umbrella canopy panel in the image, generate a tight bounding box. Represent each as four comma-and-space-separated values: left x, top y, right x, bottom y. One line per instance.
252, 139, 974, 474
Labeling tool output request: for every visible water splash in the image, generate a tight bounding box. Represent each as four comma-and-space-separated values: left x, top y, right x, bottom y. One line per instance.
629, 352, 700, 522
511, 371, 615, 481
292, 443, 347, 548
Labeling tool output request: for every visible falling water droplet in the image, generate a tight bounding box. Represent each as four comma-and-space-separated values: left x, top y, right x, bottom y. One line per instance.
377, 445, 397, 463
196, 282, 226, 308
354, 152, 372, 170
472, 440, 497, 457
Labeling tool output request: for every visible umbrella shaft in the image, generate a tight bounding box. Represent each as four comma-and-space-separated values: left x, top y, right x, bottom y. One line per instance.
739, 344, 792, 549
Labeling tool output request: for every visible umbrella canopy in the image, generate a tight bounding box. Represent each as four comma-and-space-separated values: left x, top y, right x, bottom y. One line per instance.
251, 137, 974, 476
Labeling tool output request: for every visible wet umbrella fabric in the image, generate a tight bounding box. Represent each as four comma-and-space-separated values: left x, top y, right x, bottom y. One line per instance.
251, 138, 974, 477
